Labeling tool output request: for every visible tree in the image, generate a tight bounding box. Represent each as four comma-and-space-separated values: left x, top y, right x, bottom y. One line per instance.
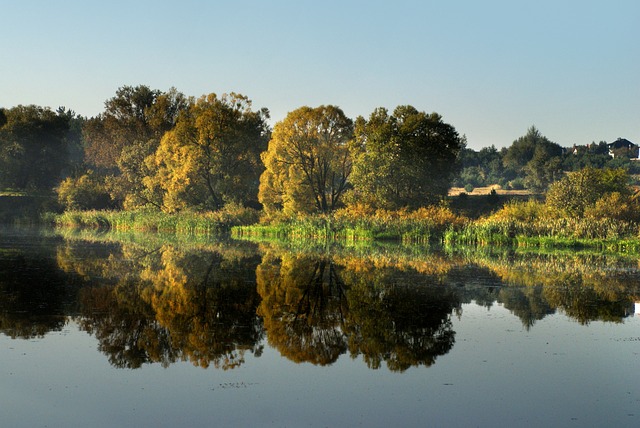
348, 106, 464, 209
148, 93, 270, 212
259, 105, 353, 215
545, 167, 631, 217
502, 126, 563, 191
0, 105, 70, 190
82, 85, 189, 209
83, 85, 161, 170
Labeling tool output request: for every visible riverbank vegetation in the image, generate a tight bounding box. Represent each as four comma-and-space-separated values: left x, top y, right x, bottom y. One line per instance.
2, 84, 640, 248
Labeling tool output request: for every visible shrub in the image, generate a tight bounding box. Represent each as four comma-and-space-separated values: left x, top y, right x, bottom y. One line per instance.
584, 192, 640, 223
56, 172, 112, 210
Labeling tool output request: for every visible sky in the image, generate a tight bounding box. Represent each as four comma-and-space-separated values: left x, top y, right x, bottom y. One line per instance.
1, 0, 638, 150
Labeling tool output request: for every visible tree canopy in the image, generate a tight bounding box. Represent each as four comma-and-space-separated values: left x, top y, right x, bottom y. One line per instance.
0, 105, 72, 190
349, 106, 464, 209
259, 105, 353, 215
82, 85, 189, 209
148, 93, 270, 212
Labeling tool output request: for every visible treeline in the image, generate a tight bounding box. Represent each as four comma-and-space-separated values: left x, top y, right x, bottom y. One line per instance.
1, 85, 468, 215
0, 84, 637, 219
455, 127, 640, 192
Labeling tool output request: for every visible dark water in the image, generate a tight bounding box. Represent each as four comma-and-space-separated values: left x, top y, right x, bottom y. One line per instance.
1, 227, 639, 427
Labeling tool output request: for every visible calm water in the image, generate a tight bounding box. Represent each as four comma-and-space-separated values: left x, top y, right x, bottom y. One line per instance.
1, 227, 639, 427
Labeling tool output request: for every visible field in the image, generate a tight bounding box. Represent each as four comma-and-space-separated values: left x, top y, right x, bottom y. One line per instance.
448, 185, 533, 196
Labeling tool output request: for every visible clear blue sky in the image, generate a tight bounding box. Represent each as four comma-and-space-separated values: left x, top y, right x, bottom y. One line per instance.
1, 0, 638, 149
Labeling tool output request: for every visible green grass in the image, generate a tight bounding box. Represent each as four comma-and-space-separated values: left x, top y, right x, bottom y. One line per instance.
52, 207, 260, 236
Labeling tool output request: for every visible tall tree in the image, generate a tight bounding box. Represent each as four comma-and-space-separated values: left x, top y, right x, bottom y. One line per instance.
0, 105, 70, 190
503, 126, 563, 191
148, 93, 269, 212
349, 106, 463, 209
259, 105, 353, 215
82, 85, 188, 208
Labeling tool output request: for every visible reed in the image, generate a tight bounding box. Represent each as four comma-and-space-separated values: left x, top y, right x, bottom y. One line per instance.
232, 205, 468, 243
52, 205, 260, 236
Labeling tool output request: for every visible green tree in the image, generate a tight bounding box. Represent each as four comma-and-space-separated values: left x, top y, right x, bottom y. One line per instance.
523, 145, 564, 192
259, 105, 353, 215
0, 105, 70, 190
349, 106, 463, 209
148, 93, 270, 212
502, 126, 563, 191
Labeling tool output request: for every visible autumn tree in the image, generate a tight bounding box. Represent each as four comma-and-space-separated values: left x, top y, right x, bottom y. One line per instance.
348, 106, 464, 209
259, 105, 353, 215
147, 93, 269, 212
82, 85, 188, 209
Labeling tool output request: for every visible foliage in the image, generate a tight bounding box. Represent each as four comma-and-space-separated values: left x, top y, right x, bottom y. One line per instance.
83, 85, 189, 209
348, 106, 464, 209
56, 171, 113, 210
0, 105, 72, 190
545, 167, 631, 217
453, 145, 509, 188
259, 105, 353, 215
148, 93, 269, 212
502, 126, 563, 192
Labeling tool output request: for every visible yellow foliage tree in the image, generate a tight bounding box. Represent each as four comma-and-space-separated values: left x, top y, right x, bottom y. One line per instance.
147, 93, 269, 212
258, 105, 353, 215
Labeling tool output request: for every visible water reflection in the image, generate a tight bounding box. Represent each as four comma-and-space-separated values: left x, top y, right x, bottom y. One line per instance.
1, 228, 640, 371
70, 242, 264, 369
257, 253, 348, 365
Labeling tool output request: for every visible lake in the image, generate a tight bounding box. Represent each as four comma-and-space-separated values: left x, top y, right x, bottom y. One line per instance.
1, 226, 639, 427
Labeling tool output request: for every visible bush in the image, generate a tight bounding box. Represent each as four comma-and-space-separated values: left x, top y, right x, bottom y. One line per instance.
510, 178, 525, 190
56, 172, 112, 210
464, 183, 474, 193
584, 192, 640, 223
545, 167, 631, 217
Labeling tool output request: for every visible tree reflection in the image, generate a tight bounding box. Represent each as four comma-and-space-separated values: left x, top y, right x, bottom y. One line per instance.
344, 267, 460, 372
498, 286, 555, 330
142, 247, 264, 369
0, 253, 72, 338
78, 284, 174, 368
469, 251, 640, 325
65, 241, 263, 369
257, 249, 460, 371
6, 228, 640, 371
256, 252, 348, 365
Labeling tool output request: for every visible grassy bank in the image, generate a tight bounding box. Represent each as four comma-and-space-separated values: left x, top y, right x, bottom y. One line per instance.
442, 199, 640, 251
232, 205, 468, 243
50, 205, 260, 236
48, 198, 640, 253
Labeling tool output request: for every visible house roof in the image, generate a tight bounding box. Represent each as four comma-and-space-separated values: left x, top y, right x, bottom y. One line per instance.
608, 138, 636, 149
